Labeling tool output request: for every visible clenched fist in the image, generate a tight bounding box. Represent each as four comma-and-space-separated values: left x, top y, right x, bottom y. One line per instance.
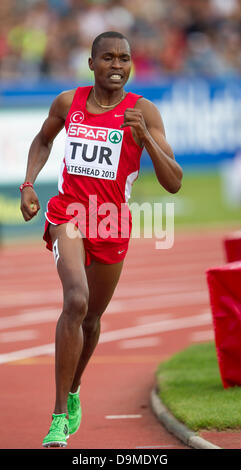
120, 108, 148, 142
20, 187, 40, 221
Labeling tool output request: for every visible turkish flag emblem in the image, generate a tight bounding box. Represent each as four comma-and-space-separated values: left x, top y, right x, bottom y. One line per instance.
70, 111, 84, 124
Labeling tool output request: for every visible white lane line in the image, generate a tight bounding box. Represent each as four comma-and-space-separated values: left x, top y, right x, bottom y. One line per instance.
0, 343, 54, 364
126, 254, 222, 268
106, 291, 209, 314
0, 264, 55, 275
0, 309, 59, 330
105, 415, 142, 419
0, 273, 204, 294
119, 274, 207, 285
114, 283, 206, 298
0, 312, 212, 364
119, 337, 160, 349
191, 330, 214, 342
0, 290, 208, 321
136, 313, 174, 325
0, 292, 207, 331
0, 291, 62, 308
119, 262, 217, 276
99, 313, 211, 343
0, 258, 217, 280
0, 286, 207, 309
0, 330, 38, 343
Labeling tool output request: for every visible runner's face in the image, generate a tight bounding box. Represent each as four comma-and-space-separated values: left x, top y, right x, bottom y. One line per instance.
89, 38, 132, 90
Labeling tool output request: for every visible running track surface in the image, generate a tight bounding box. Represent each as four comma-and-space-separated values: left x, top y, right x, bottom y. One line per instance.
0, 229, 228, 449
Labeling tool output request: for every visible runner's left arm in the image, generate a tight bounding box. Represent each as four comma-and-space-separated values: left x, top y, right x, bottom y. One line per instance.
121, 99, 183, 193
21, 92, 68, 221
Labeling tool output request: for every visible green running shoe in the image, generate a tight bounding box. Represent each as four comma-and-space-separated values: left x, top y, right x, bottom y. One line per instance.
67, 386, 82, 435
42, 413, 69, 448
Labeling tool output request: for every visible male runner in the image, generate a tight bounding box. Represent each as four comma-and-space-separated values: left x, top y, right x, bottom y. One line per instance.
20, 31, 183, 447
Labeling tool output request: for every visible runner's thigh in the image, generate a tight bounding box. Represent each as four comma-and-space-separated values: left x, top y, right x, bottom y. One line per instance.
85, 260, 124, 315
49, 223, 89, 300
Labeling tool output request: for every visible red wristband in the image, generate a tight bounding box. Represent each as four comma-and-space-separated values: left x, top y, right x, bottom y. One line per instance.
19, 182, 34, 192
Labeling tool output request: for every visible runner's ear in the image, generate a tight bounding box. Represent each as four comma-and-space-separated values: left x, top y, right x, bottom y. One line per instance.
88, 58, 94, 71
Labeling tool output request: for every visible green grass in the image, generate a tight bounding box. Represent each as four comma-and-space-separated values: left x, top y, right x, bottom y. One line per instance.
131, 169, 241, 228
156, 342, 241, 431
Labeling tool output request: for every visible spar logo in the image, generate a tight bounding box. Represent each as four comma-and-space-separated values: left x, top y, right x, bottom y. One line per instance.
70, 111, 84, 124
109, 130, 122, 144
68, 124, 108, 142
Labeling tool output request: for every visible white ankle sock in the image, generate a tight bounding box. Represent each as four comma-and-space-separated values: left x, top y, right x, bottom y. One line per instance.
69, 385, 80, 395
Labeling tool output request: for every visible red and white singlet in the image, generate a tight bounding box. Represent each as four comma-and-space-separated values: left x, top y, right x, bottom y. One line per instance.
44, 85, 144, 265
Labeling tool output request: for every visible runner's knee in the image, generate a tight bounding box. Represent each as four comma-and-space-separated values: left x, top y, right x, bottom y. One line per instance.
82, 311, 102, 334
63, 286, 89, 324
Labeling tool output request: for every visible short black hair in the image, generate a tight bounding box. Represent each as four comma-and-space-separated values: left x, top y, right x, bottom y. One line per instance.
91, 31, 130, 59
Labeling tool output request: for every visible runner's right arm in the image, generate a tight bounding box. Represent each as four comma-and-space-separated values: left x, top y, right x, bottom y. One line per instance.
20, 91, 72, 221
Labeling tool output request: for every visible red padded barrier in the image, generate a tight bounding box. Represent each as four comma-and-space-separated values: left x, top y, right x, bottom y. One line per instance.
206, 261, 241, 388
224, 231, 241, 262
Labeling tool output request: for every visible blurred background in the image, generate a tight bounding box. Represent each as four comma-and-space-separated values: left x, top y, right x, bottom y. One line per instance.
0, 0, 241, 241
